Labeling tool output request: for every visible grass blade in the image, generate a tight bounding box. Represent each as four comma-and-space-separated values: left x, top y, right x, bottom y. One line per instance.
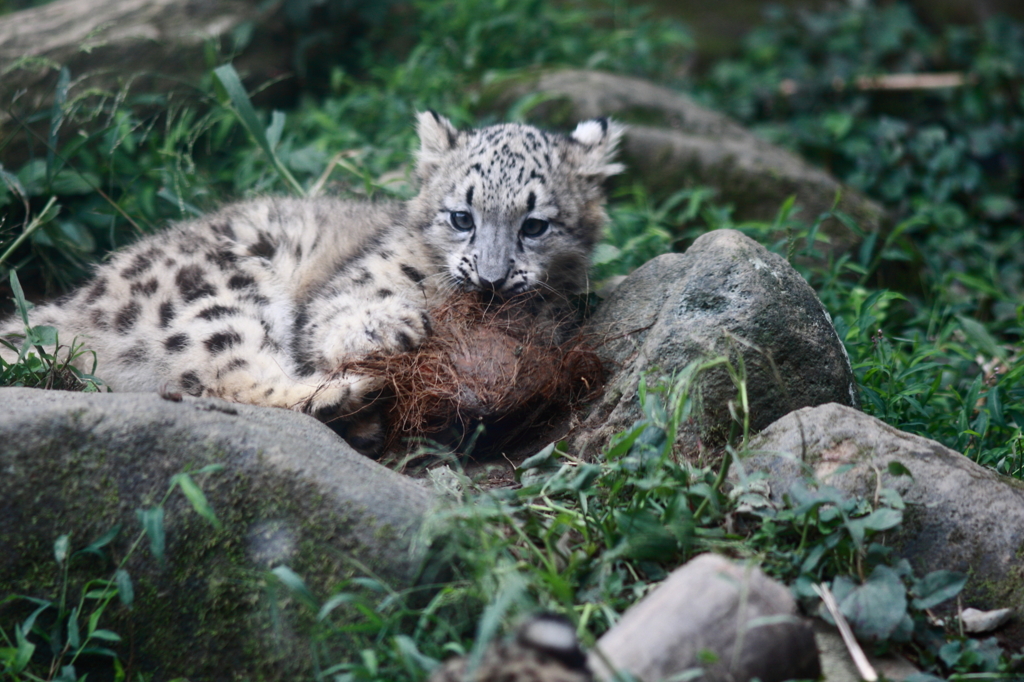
172, 473, 222, 530
213, 64, 305, 197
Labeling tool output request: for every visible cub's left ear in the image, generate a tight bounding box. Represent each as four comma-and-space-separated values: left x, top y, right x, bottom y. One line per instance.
415, 110, 461, 178
570, 118, 626, 178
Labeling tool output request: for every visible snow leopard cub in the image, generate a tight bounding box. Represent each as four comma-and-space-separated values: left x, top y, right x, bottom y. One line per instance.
0, 112, 623, 435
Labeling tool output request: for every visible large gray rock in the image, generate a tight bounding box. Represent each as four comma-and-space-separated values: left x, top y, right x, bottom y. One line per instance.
485, 69, 886, 258
0, 387, 435, 681
572, 229, 856, 458
589, 553, 820, 682
747, 403, 1024, 643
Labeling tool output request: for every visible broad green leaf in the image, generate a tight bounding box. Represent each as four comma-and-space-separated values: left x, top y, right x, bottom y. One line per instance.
911, 570, 967, 610
50, 170, 100, 196
136, 507, 165, 561
271, 566, 319, 611
88, 604, 105, 636
14, 625, 35, 674
266, 110, 286, 151
172, 473, 221, 529
0, 162, 27, 199
568, 464, 601, 492
21, 602, 51, 638
26, 324, 58, 347
54, 534, 70, 563
591, 243, 621, 266
613, 508, 678, 561
115, 569, 134, 608
10, 269, 32, 327
858, 507, 903, 532
317, 592, 359, 622
77, 524, 121, 558
54, 664, 79, 682
519, 443, 557, 471
67, 607, 81, 649
839, 565, 907, 641
956, 314, 1006, 361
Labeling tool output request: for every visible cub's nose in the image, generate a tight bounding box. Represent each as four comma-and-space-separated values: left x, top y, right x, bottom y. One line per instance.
476, 274, 507, 291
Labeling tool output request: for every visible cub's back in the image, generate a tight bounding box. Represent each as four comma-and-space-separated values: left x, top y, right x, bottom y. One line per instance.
1, 196, 403, 391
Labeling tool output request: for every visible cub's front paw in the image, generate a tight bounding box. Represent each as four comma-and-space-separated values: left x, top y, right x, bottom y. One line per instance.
304, 370, 383, 416
325, 298, 431, 360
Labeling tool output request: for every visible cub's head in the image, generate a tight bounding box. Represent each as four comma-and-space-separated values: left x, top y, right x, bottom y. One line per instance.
410, 111, 624, 298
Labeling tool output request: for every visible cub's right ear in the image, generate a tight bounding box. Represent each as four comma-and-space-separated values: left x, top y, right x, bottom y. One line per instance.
415, 111, 461, 178
570, 117, 626, 178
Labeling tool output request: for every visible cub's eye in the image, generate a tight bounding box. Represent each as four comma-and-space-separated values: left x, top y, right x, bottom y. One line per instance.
449, 211, 475, 232
521, 218, 549, 238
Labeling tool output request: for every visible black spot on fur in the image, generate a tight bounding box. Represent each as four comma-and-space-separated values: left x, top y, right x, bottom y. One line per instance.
211, 221, 236, 240
294, 242, 303, 259
196, 305, 239, 321
378, 249, 393, 261
204, 330, 242, 355
217, 357, 248, 378
90, 308, 109, 331
180, 371, 204, 397
119, 342, 148, 364
242, 292, 270, 306
466, 185, 474, 206
248, 231, 276, 259
227, 273, 256, 290
258, 318, 281, 352
351, 268, 372, 285
121, 249, 156, 279
376, 288, 393, 299
400, 264, 425, 283
115, 301, 141, 334
331, 230, 386, 281
130, 278, 159, 297
164, 333, 190, 352
84, 278, 107, 304
527, 191, 536, 213
176, 265, 216, 303
206, 248, 237, 270
291, 305, 316, 377
158, 301, 176, 328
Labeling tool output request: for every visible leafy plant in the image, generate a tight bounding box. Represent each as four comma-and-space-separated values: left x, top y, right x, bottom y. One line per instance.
0, 467, 221, 682
0, 269, 103, 391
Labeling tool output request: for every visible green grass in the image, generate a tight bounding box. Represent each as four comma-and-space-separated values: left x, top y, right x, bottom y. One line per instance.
2, 0, 1024, 680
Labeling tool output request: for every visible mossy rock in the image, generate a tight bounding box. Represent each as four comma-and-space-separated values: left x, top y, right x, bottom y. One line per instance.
0, 387, 436, 680
746, 403, 1024, 645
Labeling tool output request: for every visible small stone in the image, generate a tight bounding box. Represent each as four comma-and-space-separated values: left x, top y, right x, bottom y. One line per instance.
589, 553, 820, 682
961, 607, 1013, 634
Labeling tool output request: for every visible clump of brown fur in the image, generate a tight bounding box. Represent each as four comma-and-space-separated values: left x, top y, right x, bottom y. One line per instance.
338, 293, 605, 454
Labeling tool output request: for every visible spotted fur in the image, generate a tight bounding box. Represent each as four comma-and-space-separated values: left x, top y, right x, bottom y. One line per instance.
0, 113, 623, 424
